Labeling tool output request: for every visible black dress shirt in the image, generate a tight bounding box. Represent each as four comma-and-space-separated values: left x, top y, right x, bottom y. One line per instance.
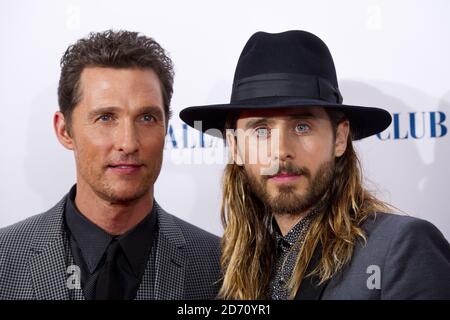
268, 205, 322, 300
64, 185, 157, 300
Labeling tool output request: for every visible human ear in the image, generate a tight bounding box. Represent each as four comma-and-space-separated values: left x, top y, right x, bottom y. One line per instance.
334, 120, 350, 157
53, 111, 74, 150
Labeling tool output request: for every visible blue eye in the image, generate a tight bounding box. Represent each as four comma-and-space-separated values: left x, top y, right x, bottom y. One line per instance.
295, 123, 310, 133
142, 114, 155, 122
99, 114, 113, 122
255, 127, 269, 138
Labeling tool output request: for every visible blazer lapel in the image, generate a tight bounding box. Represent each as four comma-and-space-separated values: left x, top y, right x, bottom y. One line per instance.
135, 202, 186, 300
294, 244, 330, 300
29, 198, 71, 300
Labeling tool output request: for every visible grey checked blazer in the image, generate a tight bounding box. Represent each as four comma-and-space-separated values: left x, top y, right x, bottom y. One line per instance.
0, 195, 222, 300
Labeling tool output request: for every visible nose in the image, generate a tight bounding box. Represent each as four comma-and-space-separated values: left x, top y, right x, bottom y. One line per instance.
115, 119, 139, 154
272, 127, 295, 162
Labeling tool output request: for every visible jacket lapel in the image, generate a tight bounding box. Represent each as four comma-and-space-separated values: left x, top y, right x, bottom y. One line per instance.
29, 197, 71, 300
294, 244, 329, 300
135, 202, 186, 300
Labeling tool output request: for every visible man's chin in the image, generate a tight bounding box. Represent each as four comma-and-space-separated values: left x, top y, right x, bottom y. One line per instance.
265, 188, 315, 215
267, 184, 305, 199
96, 186, 151, 205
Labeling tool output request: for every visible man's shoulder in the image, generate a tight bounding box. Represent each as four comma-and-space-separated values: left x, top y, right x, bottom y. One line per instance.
338, 212, 449, 276
0, 197, 66, 247
358, 212, 450, 299
361, 212, 446, 242
324, 212, 450, 299
356, 212, 449, 259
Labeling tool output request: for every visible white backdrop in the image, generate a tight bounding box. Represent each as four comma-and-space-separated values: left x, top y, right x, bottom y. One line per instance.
1, 0, 449, 240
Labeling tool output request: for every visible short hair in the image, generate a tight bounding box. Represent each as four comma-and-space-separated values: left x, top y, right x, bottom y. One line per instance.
58, 30, 174, 131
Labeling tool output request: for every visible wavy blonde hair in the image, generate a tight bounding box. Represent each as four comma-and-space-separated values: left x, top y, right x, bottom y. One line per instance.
219, 111, 393, 299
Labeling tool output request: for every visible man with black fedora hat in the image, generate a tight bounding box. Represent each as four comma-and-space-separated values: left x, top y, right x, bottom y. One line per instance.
180, 30, 450, 299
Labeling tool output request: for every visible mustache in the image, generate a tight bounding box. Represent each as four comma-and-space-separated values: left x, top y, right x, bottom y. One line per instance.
263, 163, 311, 179
106, 156, 144, 166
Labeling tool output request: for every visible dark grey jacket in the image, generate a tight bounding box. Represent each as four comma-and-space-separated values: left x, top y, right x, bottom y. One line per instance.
296, 213, 450, 300
0, 195, 221, 300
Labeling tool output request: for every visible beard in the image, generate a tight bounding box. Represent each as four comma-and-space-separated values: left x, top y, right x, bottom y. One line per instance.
245, 160, 334, 215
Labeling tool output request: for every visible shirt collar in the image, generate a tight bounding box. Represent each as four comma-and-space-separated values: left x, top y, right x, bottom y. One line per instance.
273, 203, 323, 250
65, 185, 157, 276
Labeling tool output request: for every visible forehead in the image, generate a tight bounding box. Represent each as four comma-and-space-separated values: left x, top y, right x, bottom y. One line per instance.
236, 106, 329, 124
78, 67, 163, 103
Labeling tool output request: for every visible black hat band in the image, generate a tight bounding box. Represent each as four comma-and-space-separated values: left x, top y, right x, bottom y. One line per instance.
231, 73, 343, 104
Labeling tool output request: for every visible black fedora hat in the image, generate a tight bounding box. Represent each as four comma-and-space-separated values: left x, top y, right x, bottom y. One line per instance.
180, 30, 391, 140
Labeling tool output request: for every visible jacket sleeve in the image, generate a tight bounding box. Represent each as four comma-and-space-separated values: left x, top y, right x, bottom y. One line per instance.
381, 217, 450, 299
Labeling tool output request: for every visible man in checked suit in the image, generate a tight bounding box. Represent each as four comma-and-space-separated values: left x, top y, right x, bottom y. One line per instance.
0, 30, 221, 300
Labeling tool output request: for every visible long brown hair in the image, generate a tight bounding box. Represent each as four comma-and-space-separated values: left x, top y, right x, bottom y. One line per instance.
219, 110, 393, 299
